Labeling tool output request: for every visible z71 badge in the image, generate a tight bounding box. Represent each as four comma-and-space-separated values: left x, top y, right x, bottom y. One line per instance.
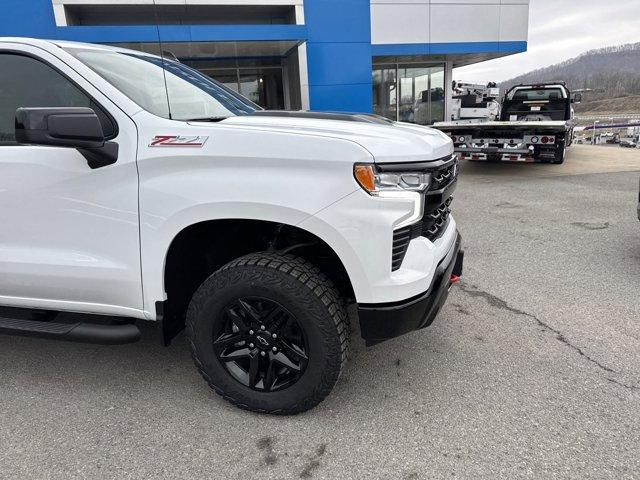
149, 135, 209, 147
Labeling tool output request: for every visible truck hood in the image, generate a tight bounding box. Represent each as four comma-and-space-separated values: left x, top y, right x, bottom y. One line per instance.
218, 112, 453, 163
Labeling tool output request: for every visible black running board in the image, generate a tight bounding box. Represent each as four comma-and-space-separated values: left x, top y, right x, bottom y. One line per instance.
0, 316, 141, 345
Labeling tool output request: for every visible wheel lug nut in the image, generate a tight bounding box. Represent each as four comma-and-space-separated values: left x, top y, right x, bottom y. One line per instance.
272, 347, 278, 352
249, 330, 254, 335
260, 325, 266, 330
272, 333, 277, 339
260, 351, 266, 356
249, 343, 254, 348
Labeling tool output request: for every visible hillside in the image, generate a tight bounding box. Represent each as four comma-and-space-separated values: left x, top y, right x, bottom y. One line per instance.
500, 43, 640, 115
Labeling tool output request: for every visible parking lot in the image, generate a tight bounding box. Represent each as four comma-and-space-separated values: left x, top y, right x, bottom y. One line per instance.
1, 144, 639, 479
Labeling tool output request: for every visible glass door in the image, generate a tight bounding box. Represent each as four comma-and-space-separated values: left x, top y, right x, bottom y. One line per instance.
372, 63, 445, 125
398, 66, 429, 124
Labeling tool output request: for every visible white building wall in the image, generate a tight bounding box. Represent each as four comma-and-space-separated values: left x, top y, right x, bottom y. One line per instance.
371, 2, 430, 45
371, 0, 529, 45
498, 2, 529, 43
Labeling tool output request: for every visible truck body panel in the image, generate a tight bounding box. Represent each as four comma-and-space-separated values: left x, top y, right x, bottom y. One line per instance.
0, 37, 459, 319
0, 41, 145, 318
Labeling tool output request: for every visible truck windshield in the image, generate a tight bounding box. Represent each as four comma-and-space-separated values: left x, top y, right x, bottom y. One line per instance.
501, 86, 569, 121
64, 47, 258, 121
507, 88, 566, 101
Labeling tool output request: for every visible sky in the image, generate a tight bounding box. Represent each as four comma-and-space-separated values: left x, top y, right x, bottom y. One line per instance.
454, 0, 640, 83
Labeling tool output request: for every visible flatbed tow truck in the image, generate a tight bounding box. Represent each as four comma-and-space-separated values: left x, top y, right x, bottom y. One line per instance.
434, 83, 581, 164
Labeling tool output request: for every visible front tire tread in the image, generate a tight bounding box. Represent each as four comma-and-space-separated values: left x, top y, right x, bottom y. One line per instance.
186, 252, 349, 415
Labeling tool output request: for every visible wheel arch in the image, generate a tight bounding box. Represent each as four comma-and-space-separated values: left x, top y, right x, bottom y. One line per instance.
143, 208, 360, 344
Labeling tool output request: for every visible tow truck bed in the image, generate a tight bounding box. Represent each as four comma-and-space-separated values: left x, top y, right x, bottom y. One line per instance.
434, 83, 577, 164
435, 120, 569, 130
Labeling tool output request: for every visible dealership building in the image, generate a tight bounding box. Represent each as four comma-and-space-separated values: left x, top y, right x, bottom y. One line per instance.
1, 0, 529, 125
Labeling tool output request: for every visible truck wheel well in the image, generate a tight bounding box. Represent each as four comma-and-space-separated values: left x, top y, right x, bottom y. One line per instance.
161, 219, 354, 344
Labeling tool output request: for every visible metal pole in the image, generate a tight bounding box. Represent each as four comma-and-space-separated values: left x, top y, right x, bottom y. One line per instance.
592, 120, 596, 145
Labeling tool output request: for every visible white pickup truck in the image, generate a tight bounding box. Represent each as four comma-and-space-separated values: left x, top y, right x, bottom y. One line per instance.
0, 38, 463, 414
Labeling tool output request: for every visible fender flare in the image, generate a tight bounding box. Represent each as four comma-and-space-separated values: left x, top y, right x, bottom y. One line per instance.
140, 202, 367, 318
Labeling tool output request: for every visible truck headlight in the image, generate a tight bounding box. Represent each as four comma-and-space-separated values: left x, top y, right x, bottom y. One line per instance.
353, 164, 431, 196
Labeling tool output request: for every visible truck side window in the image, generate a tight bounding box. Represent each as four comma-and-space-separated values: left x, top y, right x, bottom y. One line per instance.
0, 53, 116, 144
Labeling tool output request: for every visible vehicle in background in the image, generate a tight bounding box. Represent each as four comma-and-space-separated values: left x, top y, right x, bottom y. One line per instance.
449, 81, 501, 122
620, 139, 637, 148
603, 132, 620, 144
435, 83, 580, 164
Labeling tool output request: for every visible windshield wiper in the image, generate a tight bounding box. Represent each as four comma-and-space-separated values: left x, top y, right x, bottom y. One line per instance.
185, 116, 228, 122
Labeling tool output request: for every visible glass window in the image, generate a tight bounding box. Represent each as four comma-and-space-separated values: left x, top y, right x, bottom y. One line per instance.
65, 47, 259, 121
0, 53, 114, 143
372, 66, 397, 121
399, 66, 429, 124
239, 69, 284, 110
202, 68, 285, 110
202, 69, 240, 93
428, 66, 445, 125
372, 63, 445, 125
508, 87, 565, 101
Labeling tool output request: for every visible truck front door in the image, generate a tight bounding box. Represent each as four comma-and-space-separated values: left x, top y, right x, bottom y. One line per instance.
0, 44, 143, 317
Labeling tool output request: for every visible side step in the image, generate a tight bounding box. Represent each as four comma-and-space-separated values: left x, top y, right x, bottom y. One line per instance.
0, 316, 141, 345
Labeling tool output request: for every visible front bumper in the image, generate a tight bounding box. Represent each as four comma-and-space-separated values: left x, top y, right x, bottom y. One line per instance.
357, 232, 463, 345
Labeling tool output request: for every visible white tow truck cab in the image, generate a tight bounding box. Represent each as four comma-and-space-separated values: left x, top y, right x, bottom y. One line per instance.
0, 38, 463, 414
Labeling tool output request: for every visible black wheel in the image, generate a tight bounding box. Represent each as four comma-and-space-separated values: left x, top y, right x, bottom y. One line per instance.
553, 141, 566, 164
186, 252, 349, 414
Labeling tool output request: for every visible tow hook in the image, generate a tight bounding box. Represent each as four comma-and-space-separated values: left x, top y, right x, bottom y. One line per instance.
449, 274, 461, 285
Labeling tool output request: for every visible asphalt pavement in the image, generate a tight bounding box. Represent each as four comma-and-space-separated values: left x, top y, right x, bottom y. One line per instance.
1, 144, 639, 479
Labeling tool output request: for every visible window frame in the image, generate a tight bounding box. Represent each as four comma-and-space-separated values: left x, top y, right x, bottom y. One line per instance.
0, 49, 119, 147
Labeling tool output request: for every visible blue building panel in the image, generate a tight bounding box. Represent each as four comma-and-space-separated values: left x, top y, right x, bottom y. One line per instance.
309, 83, 373, 113
371, 41, 527, 57
176, 25, 308, 43
430, 41, 527, 55
304, 0, 372, 112
1, 0, 58, 38
303, 0, 371, 43
306, 42, 373, 86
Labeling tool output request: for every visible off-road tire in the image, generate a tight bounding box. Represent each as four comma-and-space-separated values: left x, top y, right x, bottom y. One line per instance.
186, 252, 349, 415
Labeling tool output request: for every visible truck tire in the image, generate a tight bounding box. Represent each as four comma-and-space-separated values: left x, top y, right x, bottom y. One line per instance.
553, 142, 566, 164
186, 252, 349, 415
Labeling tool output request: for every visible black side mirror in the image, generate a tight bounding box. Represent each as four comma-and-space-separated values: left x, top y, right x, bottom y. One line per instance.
16, 107, 105, 148
15, 107, 118, 169
571, 93, 582, 104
